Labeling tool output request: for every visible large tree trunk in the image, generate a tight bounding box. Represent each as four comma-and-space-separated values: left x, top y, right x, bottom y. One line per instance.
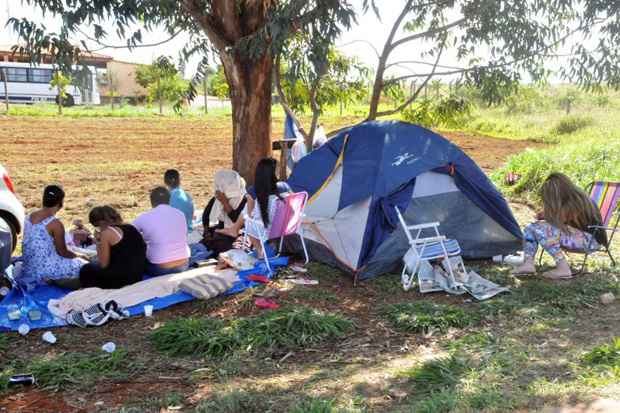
221, 52, 273, 184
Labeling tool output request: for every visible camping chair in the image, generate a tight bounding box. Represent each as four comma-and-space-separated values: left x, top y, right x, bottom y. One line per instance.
538, 181, 620, 273
395, 206, 464, 291
244, 191, 309, 273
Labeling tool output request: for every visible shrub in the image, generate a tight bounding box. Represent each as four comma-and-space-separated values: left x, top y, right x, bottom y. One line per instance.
381, 302, 476, 334
551, 115, 593, 135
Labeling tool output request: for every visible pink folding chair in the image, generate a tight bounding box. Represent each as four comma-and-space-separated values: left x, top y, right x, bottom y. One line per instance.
244, 191, 309, 273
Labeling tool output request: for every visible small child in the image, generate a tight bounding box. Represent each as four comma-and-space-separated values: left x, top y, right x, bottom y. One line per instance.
70, 219, 94, 247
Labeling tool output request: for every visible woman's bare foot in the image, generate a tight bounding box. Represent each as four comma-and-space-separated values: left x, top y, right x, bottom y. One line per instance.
216, 227, 239, 238
542, 259, 572, 279
511, 257, 535, 275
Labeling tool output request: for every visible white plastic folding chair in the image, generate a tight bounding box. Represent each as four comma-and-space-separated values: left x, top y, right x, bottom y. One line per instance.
395, 206, 465, 291
244, 192, 309, 273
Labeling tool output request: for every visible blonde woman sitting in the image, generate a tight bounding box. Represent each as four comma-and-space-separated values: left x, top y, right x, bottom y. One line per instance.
513, 173, 607, 279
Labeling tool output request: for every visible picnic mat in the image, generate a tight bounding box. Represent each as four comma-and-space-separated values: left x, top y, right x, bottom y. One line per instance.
0, 256, 288, 332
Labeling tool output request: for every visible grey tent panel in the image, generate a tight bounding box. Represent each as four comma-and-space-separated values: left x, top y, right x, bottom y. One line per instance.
359, 191, 520, 279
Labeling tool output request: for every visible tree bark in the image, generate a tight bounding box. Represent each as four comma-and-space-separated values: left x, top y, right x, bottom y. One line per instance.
221, 51, 273, 184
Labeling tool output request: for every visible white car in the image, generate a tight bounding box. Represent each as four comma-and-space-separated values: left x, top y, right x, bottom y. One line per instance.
0, 164, 25, 273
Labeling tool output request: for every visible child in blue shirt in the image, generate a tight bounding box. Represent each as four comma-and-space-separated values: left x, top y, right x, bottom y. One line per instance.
164, 169, 195, 231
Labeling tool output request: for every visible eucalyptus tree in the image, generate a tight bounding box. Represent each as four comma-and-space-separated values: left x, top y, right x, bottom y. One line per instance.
10, 1, 355, 181
362, 0, 620, 120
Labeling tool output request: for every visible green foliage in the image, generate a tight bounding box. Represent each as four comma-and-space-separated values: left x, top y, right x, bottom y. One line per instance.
150, 306, 353, 358
493, 139, 620, 201
208, 65, 230, 100
582, 338, 620, 367
280, 45, 369, 114
579, 338, 620, 385
551, 115, 593, 135
381, 302, 476, 334
402, 95, 473, 128
503, 86, 546, 114
49, 71, 72, 114
466, 67, 520, 106
135, 56, 188, 113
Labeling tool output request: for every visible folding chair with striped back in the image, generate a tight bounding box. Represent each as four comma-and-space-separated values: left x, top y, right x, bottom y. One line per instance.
588, 181, 620, 266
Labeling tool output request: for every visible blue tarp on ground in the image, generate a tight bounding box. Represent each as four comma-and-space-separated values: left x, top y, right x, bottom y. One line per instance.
0, 256, 288, 332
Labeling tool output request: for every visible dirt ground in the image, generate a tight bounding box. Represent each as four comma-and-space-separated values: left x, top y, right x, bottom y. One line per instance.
0, 115, 575, 412
1, 116, 544, 224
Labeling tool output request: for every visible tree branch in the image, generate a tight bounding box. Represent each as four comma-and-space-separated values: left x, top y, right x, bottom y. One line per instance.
375, 41, 445, 118
390, 18, 466, 51
385, 60, 465, 71
76, 27, 182, 51
337, 39, 381, 59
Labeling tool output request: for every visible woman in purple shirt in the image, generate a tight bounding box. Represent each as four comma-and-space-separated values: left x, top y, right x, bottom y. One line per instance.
133, 186, 190, 276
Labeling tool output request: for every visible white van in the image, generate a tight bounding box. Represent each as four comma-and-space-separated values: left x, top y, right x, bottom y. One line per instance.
0, 61, 100, 106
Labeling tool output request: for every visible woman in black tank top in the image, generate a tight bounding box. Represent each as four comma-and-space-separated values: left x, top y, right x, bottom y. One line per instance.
79, 206, 146, 289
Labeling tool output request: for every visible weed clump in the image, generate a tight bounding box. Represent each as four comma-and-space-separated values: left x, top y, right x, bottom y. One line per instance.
0, 351, 132, 392
582, 338, 620, 367
381, 302, 476, 334
403, 355, 470, 394
150, 305, 353, 358
552, 115, 593, 135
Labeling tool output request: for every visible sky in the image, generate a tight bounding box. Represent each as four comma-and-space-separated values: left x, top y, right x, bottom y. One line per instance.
0, 0, 570, 81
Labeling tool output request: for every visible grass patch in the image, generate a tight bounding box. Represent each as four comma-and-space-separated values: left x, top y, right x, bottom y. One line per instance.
0, 334, 8, 353
408, 389, 458, 413
492, 138, 620, 201
477, 274, 620, 319
402, 355, 471, 395
1, 351, 133, 392
381, 302, 476, 334
150, 305, 353, 358
551, 115, 593, 135
194, 389, 272, 413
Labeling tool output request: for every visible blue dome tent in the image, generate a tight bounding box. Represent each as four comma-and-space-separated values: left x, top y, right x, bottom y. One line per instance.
286, 121, 522, 281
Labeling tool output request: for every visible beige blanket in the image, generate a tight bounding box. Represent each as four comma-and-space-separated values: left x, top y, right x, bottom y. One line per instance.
48, 266, 238, 318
